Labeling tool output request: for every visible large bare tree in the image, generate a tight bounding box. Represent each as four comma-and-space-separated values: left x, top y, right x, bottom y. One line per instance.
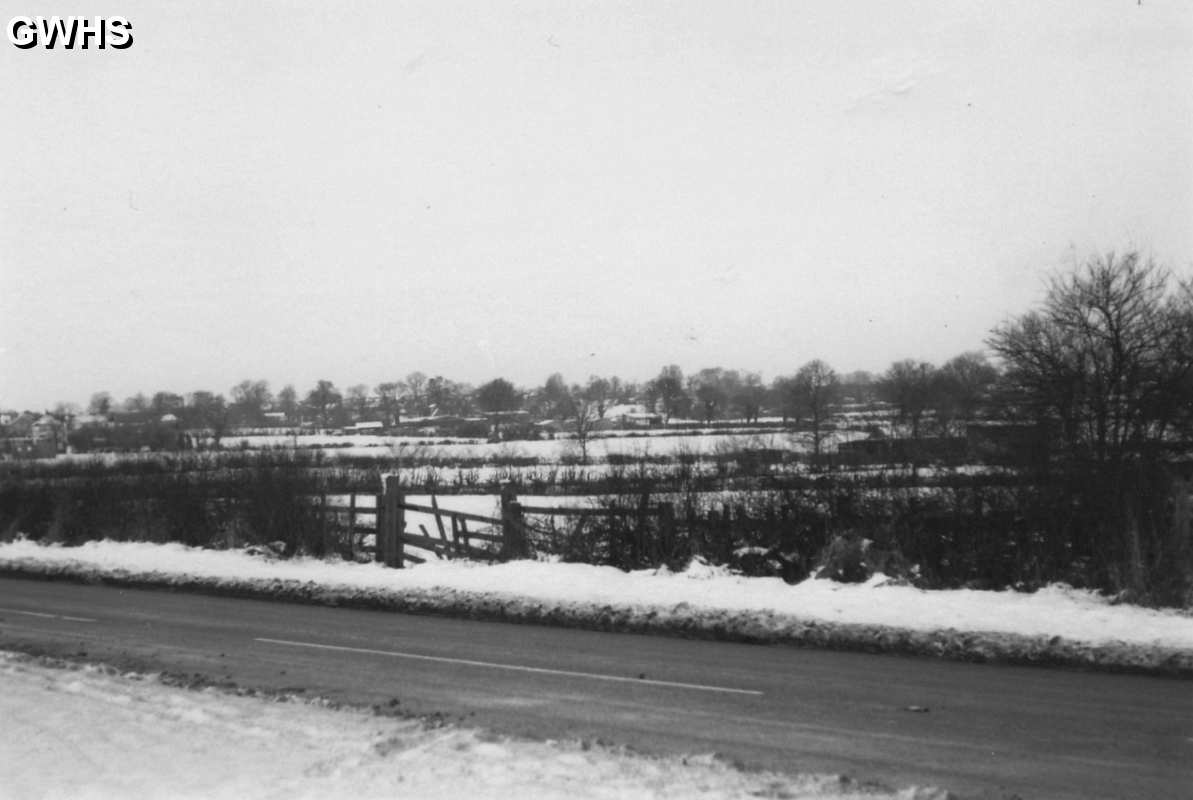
990, 252, 1193, 462
989, 251, 1193, 600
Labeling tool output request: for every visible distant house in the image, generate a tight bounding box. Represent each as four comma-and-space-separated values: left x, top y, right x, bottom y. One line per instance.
110, 410, 158, 427
534, 419, 566, 437
343, 420, 384, 435
0, 412, 67, 458
602, 404, 663, 429
484, 410, 535, 440
70, 410, 189, 453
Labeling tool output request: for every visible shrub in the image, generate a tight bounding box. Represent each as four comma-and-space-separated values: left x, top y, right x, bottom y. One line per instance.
814, 533, 916, 584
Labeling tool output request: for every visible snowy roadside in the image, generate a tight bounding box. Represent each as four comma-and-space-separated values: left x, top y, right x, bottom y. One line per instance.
1, 539, 1191, 676
0, 651, 949, 800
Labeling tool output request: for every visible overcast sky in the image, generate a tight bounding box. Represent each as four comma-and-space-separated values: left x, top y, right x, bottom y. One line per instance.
2, 0, 1190, 410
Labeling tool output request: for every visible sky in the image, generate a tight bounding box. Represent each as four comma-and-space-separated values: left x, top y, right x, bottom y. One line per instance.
2, 0, 1191, 410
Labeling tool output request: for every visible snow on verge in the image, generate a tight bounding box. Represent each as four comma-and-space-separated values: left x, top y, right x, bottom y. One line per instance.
1, 539, 1191, 675
0, 650, 948, 800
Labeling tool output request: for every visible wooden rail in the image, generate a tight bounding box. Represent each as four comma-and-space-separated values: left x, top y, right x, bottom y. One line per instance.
370, 482, 675, 569
518, 504, 636, 517
396, 502, 503, 528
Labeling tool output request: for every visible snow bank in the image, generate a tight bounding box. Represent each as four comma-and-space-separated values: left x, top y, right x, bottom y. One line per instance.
0, 651, 948, 800
1, 539, 1190, 675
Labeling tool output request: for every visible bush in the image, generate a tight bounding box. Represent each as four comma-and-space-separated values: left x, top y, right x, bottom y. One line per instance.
814, 533, 916, 584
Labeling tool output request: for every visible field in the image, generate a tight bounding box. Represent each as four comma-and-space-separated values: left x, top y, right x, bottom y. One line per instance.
3, 425, 1190, 606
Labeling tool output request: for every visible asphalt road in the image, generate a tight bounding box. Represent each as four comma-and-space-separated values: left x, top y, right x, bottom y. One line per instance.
1, 577, 1189, 800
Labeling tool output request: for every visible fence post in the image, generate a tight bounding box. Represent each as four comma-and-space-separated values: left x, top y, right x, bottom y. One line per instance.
382, 475, 404, 568
702, 509, 717, 560
500, 485, 526, 559
318, 494, 328, 554
637, 491, 651, 566
373, 491, 384, 563
722, 504, 734, 563
658, 501, 675, 564
348, 493, 357, 559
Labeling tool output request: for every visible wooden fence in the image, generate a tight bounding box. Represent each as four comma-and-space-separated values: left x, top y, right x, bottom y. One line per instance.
375, 477, 506, 567
363, 477, 682, 569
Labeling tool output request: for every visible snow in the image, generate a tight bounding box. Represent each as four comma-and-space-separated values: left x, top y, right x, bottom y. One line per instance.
2, 538, 1190, 656
0, 652, 946, 800
2, 539, 1190, 795
60, 429, 823, 466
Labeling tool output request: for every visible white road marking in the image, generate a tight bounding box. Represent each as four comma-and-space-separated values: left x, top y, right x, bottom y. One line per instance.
255, 637, 764, 696
0, 607, 96, 623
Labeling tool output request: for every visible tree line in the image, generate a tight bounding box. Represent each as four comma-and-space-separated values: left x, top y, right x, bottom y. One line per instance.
12, 249, 1193, 603
38, 251, 1192, 464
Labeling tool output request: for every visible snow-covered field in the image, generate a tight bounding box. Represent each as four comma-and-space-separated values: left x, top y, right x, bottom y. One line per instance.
2, 539, 1190, 674
0, 651, 948, 800
227, 432, 809, 462
55, 428, 877, 467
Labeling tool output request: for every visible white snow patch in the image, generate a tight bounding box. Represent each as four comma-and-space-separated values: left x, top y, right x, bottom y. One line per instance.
0, 651, 944, 800
1, 538, 1190, 651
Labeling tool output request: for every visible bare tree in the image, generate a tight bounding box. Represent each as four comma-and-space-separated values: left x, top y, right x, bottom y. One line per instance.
535, 373, 574, 419
989, 250, 1193, 600
734, 372, 766, 423
230, 379, 272, 425
607, 375, 631, 405
772, 375, 798, 425
878, 360, 936, 440
426, 375, 468, 416
991, 252, 1193, 462
151, 391, 184, 416
475, 378, 521, 437
475, 378, 520, 413
305, 380, 342, 429
583, 376, 613, 418
375, 382, 402, 426
403, 372, 427, 416
839, 370, 877, 405
186, 391, 228, 447
932, 352, 999, 435
689, 367, 734, 423
276, 384, 298, 423
791, 359, 840, 457
345, 384, 370, 421
123, 393, 150, 413
88, 391, 113, 416
646, 365, 687, 422
571, 394, 601, 464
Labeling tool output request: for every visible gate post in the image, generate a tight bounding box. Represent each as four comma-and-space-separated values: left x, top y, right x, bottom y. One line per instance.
381, 475, 404, 568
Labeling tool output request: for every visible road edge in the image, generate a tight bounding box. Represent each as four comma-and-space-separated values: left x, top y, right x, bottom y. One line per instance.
2, 562, 1190, 678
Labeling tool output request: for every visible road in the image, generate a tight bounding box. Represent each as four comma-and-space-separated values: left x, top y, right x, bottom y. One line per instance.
1, 577, 1189, 799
